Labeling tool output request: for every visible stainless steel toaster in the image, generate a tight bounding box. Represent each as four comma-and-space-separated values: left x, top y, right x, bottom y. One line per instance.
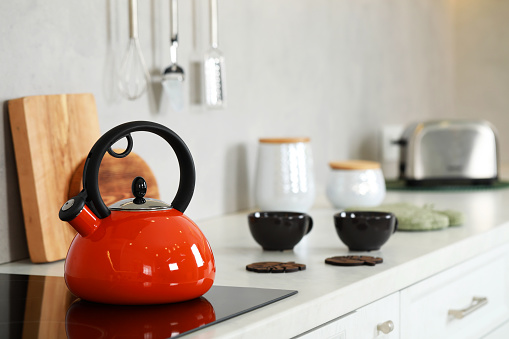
396, 119, 499, 185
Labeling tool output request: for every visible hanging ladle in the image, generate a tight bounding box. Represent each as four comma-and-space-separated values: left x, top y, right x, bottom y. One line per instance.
162, 0, 185, 111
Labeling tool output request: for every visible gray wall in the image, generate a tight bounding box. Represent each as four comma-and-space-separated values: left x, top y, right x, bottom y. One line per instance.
454, 0, 509, 153
0, 0, 505, 262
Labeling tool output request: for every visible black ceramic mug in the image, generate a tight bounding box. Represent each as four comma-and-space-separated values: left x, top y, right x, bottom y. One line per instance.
333, 211, 397, 251
248, 211, 313, 251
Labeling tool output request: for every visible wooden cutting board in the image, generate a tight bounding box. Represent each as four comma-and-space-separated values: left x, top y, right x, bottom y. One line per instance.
68, 151, 160, 206
8, 94, 101, 263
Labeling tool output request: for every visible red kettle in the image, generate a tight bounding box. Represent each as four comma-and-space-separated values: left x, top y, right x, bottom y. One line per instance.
59, 121, 215, 305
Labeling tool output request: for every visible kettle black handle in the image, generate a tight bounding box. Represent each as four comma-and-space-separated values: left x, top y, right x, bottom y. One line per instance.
82, 121, 195, 219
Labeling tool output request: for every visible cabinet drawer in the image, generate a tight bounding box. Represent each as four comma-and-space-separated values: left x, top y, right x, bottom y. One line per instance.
356, 292, 400, 339
401, 245, 509, 339
296, 292, 399, 339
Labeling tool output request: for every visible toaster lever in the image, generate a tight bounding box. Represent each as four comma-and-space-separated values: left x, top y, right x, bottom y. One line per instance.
391, 139, 407, 146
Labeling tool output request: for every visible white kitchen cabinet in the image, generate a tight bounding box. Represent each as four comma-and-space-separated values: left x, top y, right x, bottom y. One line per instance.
297, 243, 509, 339
400, 244, 509, 339
296, 292, 399, 339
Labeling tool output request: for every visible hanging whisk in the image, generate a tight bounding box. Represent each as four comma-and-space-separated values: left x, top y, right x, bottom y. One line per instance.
118, 0, 150, 100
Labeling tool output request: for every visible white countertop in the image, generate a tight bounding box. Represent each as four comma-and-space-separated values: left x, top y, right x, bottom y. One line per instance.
3, 189, 509, 338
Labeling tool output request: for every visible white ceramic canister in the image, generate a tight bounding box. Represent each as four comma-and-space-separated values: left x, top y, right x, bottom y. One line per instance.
326, 160, 386, 209
255, 138, 316, 212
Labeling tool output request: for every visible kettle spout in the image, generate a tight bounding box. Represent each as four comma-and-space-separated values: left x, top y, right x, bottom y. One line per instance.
59, 195, 101, 237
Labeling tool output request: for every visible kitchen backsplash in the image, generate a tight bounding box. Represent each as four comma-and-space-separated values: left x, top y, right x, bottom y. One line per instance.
0, 0, 507, 263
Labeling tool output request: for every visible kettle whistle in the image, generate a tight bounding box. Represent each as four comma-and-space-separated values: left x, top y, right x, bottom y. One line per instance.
59, 121, 215, 305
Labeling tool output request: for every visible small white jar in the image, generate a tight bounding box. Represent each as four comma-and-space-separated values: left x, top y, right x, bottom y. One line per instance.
255, 137, 315, 212
326, 160, 386, 209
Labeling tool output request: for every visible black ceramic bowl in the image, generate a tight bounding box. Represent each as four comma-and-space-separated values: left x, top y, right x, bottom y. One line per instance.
334, 211, 397, 251
248, 211, 313, 251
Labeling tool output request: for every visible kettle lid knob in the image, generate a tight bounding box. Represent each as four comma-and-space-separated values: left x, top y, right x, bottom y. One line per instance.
109, 176, 171, 212
132, 176, 147, 205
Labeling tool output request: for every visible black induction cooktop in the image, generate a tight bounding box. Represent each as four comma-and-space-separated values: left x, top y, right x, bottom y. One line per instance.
0, 273, 297, 338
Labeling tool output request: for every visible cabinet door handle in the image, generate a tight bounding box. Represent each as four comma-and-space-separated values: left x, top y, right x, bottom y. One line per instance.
377, 320, 394, 334
448, 296, 488, 319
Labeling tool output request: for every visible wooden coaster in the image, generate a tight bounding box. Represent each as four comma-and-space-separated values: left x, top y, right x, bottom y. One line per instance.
325, 256, 383, 267
246, 261, 306, 273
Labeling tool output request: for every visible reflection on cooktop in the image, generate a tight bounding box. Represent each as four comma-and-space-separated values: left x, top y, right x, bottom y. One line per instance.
0, 274, 297, 338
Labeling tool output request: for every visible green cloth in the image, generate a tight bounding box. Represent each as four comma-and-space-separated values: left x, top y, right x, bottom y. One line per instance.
345, 203, 465, 231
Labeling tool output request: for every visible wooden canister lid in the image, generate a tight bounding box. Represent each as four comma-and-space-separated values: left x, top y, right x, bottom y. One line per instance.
329, 160, 381, 170
259, 137, 310, 144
